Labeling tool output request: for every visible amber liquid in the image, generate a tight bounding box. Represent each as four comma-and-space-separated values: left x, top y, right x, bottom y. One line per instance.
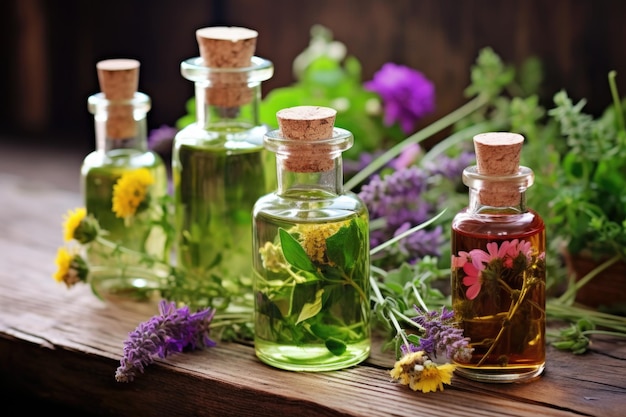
451, 208, 546, 382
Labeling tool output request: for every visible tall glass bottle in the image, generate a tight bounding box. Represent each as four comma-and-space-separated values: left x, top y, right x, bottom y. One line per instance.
81, 59, 169, 301
252, 106, 371, 371
451, 132, 546, 383
172, 27, 275, 308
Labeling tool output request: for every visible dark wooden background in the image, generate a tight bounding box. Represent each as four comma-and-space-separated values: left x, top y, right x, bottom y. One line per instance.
2, 0, 625, 151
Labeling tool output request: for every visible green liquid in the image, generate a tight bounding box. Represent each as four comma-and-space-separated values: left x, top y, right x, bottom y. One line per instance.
252, 191, 371, 371
172, 127, 275, 306
81, 149, 169, 300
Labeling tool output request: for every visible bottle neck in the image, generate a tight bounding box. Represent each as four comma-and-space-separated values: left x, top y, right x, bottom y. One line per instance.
463, 165, 534, 214
193, 82, 262, 130
88, 92, 150, 152
264, 127, 353, 197
180, 56, 273, 132
275, 154, 344, 196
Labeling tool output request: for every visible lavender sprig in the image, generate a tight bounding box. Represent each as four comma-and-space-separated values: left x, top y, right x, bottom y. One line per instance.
115, 300, 216, 382
403, 306, 473, 363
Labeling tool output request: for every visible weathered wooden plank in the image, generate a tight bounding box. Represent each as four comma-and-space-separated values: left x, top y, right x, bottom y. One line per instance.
1, 173, 625, 416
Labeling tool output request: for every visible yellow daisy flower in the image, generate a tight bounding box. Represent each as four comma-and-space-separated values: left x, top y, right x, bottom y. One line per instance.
411, 361, 455, 393
63, 207, 87, 242
53, 246, 89, 288
112, 168, 154, 219
389, 350, 456, 393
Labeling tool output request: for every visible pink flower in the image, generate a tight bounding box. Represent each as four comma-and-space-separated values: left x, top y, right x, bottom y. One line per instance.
451, 251, 471, 269
462, 261, 483, 300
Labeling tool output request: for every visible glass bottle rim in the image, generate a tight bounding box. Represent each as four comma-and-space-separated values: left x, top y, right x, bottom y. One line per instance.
180, 56, 274, 83
462, 165, 534, 188
263, 127, 354, 153
87, 92, 151, 113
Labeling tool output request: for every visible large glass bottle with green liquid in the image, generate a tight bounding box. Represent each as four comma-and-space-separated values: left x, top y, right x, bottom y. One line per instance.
252, 106, 371, 371
172, 27, 275, 307
81, 59, 169, 301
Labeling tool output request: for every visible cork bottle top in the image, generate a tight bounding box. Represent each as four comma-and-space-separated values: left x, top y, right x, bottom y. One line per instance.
196, 26, 258, 68
277, 106, 337, 141
473, 132, 524, 175
471, 132, 526, 207
195, 26, 258, 107
95, 58, 141, 140
275, 106, 338, 172
96, 59, 140, 100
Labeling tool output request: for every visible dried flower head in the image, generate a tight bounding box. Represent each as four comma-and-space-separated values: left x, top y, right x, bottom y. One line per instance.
112, 168, 155, 219
290, 221, 347, 265
389, 350, 455, 393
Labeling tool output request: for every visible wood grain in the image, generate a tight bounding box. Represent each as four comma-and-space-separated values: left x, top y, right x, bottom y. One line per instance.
1, 170, 625, 416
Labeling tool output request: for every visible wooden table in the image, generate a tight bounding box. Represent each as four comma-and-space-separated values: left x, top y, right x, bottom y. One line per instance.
1, 146, 625, 417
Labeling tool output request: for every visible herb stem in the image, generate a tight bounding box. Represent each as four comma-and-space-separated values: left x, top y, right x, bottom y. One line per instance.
556, 254, 621, 305
345, 95, 489, 191
608, 71, 625, 133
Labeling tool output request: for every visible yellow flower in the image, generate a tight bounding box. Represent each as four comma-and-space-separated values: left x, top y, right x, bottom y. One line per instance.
62, 207, 99, 244
53, 246, 89, 288
411, 361, 455, 393
291, 221, 347, 264
63, 207, 86, 242
112, 168, 154, 219
389, 350, 456, 393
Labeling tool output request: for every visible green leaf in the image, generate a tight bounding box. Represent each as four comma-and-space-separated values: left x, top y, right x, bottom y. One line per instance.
326, 220, 360, 270
279, 228, 316, 272
325, 337, 347, 356
296, 289, 324, 324
256, 291, 284, 320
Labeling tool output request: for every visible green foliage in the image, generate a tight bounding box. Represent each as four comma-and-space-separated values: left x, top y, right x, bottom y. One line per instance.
547, 72, 626, 259
258, 27, 400, 159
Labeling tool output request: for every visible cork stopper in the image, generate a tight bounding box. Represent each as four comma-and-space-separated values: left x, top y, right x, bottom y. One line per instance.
195, 26, 258, 107
472, 132, 525, 207
276, 106, 337, 172
95, 59, 140, 139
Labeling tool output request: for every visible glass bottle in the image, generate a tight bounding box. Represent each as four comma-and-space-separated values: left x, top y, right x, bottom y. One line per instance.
451, 132, 546, 383
172, 27, 275, 308
252, 106, 371, 371
81, 59, 169, 302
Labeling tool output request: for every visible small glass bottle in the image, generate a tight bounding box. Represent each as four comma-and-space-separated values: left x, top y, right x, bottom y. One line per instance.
252, 106, 371, 371
451, 132, 546, 383
172, 27, 275, 306
81, 59, 169, 301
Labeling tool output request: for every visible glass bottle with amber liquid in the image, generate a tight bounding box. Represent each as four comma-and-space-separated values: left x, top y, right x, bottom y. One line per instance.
172, 27, 275, 308
252, 106, 371, 371
81, 59, 169, 301
451, 132, 546, 383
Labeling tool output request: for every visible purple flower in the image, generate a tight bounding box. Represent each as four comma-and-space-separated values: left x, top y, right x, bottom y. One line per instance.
401, 306, 472, 363
147, 124, 177, 155
115, 300, 216, 382
364, 63, 435, 134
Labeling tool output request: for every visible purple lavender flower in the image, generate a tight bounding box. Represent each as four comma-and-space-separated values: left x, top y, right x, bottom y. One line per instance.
401, 306, 472, 363
364, 63, 435, 134
359, 166, 436, 262
115, 300, 216, 382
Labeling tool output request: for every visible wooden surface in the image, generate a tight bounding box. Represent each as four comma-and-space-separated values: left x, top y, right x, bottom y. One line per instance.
1, 145, 626, 416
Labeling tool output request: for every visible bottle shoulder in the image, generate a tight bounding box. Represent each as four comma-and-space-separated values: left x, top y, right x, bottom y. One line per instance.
452, 207, 545, 236
82, 149, 165, 170
254, 191, 368, 218
174, 123, 267, 150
